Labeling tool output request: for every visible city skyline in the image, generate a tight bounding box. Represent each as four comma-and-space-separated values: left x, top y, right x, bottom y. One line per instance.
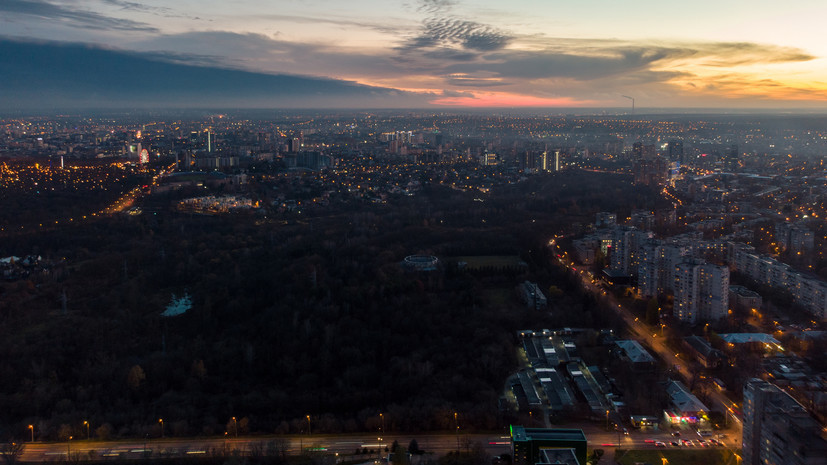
3, 0, 827, 109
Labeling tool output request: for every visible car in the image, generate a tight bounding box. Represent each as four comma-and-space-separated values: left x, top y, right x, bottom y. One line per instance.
670, 441, 680, 447
644, 439, 656, 444
698, 439, 708, 447
654, 442, 666, 448
671, 432, 681, 437
623, 428, 629, 435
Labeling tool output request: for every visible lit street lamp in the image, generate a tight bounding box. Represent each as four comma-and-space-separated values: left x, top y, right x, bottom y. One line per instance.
159, 419, 164, 438
28, 425, 34, 442
67, 436, 72, 456
232, 417, 238, 438
454, 412, 459, 452
84, 421, 90, 440
306, 415, 311, 436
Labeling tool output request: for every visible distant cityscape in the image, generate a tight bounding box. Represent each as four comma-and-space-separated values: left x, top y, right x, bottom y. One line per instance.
1, 111, 826, 465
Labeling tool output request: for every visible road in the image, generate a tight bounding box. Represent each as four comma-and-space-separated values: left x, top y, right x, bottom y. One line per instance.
19, 427, 736, 462
549, 238, 744, 444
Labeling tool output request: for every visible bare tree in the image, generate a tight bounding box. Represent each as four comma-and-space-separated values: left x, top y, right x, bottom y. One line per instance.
0, 442, 25, 465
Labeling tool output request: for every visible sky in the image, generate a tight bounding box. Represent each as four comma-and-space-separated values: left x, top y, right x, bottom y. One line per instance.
3, 0, 827, 109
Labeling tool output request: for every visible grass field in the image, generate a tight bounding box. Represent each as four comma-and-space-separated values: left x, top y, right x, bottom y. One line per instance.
451, 255, 526, 270
614, 448, 737, 465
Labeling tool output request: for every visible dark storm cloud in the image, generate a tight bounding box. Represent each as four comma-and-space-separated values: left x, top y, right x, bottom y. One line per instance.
0, 37, 436, 110
1, 0, 158, 32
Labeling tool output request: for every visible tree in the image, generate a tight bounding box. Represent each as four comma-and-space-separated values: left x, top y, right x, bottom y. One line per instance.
127, 365, 146, 391
0, 442, 24, 465
408, 439, 421, 455
645, 297, 659, 325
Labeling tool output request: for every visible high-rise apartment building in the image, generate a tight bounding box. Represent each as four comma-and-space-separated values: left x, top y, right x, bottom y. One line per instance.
743, 379, 827, 465
674, 260, 729, 323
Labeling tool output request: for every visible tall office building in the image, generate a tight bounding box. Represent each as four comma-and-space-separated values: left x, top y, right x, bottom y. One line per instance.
743, 379, 827, 465
667, 139, 684, 163
724, 144, 739, 171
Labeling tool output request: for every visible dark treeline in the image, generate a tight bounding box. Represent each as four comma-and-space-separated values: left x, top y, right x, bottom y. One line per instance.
0, 170, 662, 441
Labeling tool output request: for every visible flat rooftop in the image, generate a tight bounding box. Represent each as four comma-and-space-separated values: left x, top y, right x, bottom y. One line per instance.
511, 426, 587, 442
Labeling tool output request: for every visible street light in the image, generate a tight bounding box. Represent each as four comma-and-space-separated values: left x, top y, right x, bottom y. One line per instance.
29, 425, 34, 443
159, 419, 164, 438
454, 412, 459, 452
83, 421, 90, 440
232, 417, 238, 438
306, 415, 311, 436
606, 410, 610, 430
67, 436, 72, 456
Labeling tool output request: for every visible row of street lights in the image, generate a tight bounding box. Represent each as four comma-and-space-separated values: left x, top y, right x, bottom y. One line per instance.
27, 420, 90, 442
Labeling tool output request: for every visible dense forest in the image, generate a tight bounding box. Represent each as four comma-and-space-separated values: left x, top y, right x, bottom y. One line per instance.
0, 170, 665, 441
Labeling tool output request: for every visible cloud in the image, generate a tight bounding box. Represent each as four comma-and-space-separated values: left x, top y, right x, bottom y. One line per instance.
0, 37, 438, 110
253, 13, 412, 36
681, 42, 815, 66
99, 0, 203, 21
399, 1, 511, 53
0, 0, 158, 32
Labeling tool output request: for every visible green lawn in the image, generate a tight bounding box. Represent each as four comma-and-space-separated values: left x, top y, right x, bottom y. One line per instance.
614, 448, 737, 465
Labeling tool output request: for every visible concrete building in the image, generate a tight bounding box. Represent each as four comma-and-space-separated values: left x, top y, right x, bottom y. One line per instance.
614, 340, 655, 371
683, 335, 723, 369
609, 226, 649, 276
727, 242, 827, 321
729, 285, 762, 310
637, 240, 686, 298
511, 426, 588, 465
519, 281, 548, 309
595, 212, 617, 228
674, 260, 729, 324
664, 380, 709, 427
743, 378, 827, 465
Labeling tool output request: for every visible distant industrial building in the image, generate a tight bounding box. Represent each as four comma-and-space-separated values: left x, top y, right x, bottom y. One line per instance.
743, 378, 827, 465
511, 426, 587, 465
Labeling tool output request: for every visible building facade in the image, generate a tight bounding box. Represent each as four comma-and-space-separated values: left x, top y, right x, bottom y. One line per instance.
743, 378, 827, 465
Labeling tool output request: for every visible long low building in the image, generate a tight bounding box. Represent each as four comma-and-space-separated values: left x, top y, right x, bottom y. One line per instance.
615, 340, 656, 371
535, 368, 577, 412
728, 242, 827, 321
664, 380, 709, 426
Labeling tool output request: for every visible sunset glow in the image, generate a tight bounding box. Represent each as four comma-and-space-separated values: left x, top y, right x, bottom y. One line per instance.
1, 0, 826, 108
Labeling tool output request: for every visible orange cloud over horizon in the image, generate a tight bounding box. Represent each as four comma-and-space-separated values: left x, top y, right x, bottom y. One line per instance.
429, 91, 601, 107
